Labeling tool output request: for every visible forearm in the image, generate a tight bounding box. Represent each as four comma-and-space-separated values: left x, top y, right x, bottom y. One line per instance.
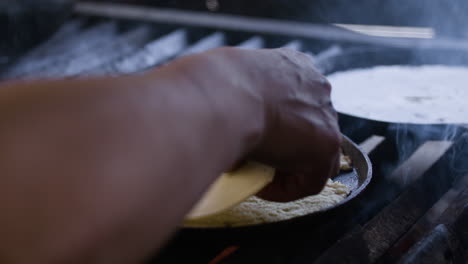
0, 50, 263, 263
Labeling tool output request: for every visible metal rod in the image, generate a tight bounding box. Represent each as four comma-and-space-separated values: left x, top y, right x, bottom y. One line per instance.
333, 23, 435, 39
75, 2, 468, 51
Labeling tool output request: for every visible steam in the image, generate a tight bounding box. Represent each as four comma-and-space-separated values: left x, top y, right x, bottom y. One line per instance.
447, 129, 468, 175
301, 0, 468, 38
391, 123, 462, 180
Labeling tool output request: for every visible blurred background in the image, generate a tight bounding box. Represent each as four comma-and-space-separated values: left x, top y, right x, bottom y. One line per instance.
134, 0, 468, 38
2, 0, 468, 59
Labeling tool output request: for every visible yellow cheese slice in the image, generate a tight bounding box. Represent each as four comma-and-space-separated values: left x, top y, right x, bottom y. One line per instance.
186, 162, 274, 220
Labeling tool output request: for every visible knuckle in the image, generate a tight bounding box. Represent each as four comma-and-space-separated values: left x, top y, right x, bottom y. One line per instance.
275, 48, 309, 63
330, 129, 343, 148
321, 77, 332, 91
312, 75, 332, 91
304, 74, 331, 93
276, 47, 298, 54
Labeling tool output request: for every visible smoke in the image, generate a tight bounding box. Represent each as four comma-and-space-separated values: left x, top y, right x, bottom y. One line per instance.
152, 0, 468, 39
301, 0, 468, 38
389, 123, 463, 179
353, 122, 468, 224
446, 128, 468, 175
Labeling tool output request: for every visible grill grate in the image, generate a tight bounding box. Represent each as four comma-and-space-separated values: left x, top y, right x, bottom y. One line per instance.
0, 18, 306, 80
91, 28, 188, 75
202, 130, 468, 264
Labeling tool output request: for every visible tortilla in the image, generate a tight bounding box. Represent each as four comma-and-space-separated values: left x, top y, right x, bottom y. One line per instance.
329, 65, 468, 124
184, 179, 350, 227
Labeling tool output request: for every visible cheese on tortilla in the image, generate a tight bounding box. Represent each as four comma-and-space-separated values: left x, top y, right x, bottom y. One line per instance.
184, 179, 349, 227
340, 153, 353, 171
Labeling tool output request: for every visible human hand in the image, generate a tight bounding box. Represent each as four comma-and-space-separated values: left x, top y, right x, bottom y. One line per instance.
220, 48, 342, 202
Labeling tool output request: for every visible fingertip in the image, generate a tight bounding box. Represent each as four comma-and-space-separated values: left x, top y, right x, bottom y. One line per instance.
306, 173, 329, 196
256, 170, 330, 202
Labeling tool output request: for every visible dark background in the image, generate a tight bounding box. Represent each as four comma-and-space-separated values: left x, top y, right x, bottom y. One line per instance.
1, 0, 468, 63
123, 0, 468, 37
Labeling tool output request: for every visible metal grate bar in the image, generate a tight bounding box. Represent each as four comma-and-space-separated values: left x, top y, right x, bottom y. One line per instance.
314, 140, 456, 264
0, 20, 84, 77
43, 25, 153, 77
236, 36, 264, 49
281, 40, 302, 50
177, 32, 225, 57
14, 20, 84, 61
397, 224, 461, 264
90, 29, 188, 75
379, 174, 468, 263
2, 22, 119, 79
313, 45, 344, 72
359, 135, 386, 154
388, 141, 453, 186
75, 2, 468, 51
